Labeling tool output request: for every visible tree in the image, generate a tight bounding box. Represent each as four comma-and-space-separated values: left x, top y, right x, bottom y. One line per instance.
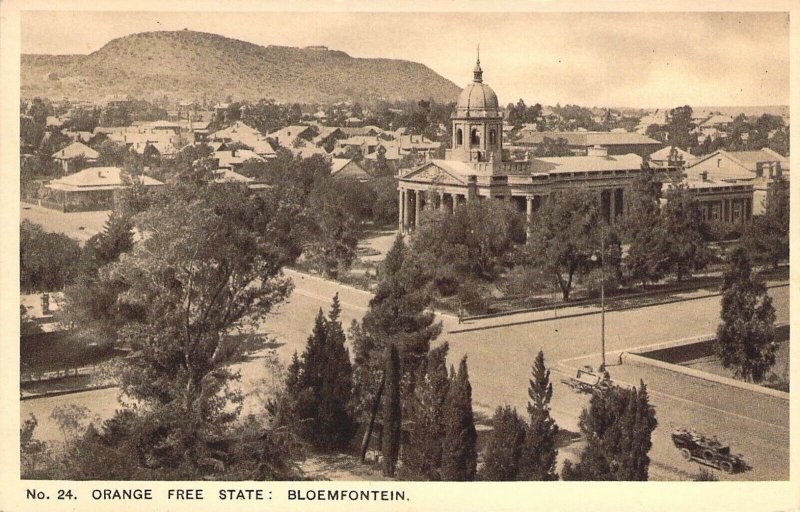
411, 198, 524, 288
85, 182, 295, 473
382, 343, 402, 477
305, 180, 361, 278
441, 356, 477, 481
519, 350, 559, 480
351, 236, 441, 459
715, 248, 777, 383
533, 137, 572, 157
479, 406, 527, 481
741, 177, 789, 269
20, 220, 81, 292
622, 160, 669, 286
562, 381, 657, 481
290, 295, 357, 450
660, 183, 711, 281
522, 189, 602, 300
401, 342, 450, 480
665, 105, 696, 150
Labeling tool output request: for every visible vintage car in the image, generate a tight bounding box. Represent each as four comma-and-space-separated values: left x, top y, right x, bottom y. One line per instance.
560, 365, 612, 394
671, 428, 746, 474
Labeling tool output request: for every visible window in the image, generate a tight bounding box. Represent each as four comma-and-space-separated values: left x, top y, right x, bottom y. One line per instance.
455, 128, 463, 146
470, 128, 479, 145
489, 129, 497, 146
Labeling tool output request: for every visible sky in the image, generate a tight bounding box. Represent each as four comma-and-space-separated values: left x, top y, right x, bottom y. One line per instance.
21, 11, 790, 108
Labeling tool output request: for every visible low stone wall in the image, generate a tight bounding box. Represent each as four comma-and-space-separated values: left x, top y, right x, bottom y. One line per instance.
623, 323, 790, 400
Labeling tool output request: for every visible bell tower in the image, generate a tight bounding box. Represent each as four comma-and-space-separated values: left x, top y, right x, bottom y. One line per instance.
447, 48, 503, 165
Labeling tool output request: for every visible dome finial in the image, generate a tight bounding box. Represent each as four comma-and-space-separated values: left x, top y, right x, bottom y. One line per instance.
473, 44, 483, 83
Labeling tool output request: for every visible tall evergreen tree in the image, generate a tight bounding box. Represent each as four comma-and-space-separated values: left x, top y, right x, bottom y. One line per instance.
401, 342, 450, 480
479, 406, 527, 481
291, 295, 356, 450
562, 381, 657, 481
351, 235, 440, 459
519, 350, 559, 480
441, 357, 477, 481
382, 343, 402, 477
715, 248, 777, 383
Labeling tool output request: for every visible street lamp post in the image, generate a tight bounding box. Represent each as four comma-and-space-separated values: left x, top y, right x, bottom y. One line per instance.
592, 225, 607, 371
600, 228, 606, 371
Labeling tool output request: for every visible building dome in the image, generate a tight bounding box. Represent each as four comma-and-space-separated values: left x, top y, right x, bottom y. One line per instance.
455, 58, 500, 117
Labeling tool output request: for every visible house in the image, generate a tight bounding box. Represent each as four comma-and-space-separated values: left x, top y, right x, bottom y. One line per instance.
515, 131, 663, 157
268, 125, 316, 148
210, 121, 276, 159
663, 174, 754, 225
312, 127, 347, 149
648, 146, 697, 168
687, 148, 789, 215
43, 167, 163, 212
337, 135, 381, 156
51, 142, 100, 173
213, 149, 266, 170
330, 158, 370, 181
63, 130, 94, 144
397, 134, 441, 155
700, 114, 734, 129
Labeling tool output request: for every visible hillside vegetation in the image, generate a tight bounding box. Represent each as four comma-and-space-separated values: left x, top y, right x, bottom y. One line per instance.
22, 30, 461, 104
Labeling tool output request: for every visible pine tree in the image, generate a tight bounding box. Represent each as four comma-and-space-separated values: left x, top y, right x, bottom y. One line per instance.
441, 357, 477, 481
561, 382, 657, 481
401, 342, 450, 480
519, 350, 559, 480
715, 248, 777, 383
382, 343, 402, 477
479, 406, 526, 481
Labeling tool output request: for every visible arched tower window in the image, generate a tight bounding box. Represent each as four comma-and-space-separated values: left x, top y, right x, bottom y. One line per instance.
489, 129, 497, 146
470, 128, 480, 146
456, 128, 463, 146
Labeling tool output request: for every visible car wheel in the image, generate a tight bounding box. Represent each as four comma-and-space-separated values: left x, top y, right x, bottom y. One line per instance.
680, 448, 692, 461
719, 461, 733, 474
702, 449, 715, 462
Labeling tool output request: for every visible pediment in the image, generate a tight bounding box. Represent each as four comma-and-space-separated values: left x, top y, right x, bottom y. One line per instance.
401, 162, 466, 186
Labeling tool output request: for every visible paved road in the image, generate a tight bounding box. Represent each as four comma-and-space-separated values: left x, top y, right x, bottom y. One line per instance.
21, 269, 790, 480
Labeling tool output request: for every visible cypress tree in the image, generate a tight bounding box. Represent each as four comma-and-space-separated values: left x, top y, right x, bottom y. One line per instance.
519, 350, 559, 480
291, 295, 357, 451
479, 406, 526, 481
401, 342, 450, 480
382, 343, 402, 477
441, 357, 477, 481
715, 248, 777, 383
562, 381, 657, 481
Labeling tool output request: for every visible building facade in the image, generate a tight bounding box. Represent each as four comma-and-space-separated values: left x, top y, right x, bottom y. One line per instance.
397, 58, 681, 234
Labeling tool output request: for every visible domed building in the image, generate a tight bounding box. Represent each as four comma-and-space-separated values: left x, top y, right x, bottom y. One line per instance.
397, 55, 683, 234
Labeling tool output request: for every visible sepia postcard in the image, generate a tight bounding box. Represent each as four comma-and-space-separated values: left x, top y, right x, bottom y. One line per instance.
1, 1, 797, 511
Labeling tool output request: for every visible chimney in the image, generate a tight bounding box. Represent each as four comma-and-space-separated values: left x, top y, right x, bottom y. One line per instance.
587, 145, 608, 157
700, 171, 709, 182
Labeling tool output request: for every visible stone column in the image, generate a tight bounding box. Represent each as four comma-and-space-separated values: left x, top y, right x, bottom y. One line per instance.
403, 189, 411, 232
398, 188, 404, 233
451, 193, 457, 213
439, 191, 445, 210
609, 190, 617, 224
415, 190, 422, 228
526, 196, 534, 240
